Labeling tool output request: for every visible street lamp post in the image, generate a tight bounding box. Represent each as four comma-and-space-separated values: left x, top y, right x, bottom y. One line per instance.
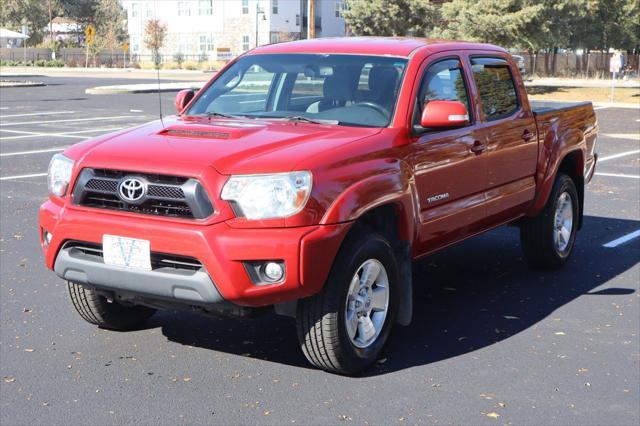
255, 3, 266, 48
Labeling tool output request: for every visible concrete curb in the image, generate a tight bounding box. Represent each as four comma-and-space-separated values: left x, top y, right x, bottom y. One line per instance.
0, 74, 46, 78
86, 81, 205, 94
0, 81, 45, 87
531, 98, 640, 109
524, 79, 640, 88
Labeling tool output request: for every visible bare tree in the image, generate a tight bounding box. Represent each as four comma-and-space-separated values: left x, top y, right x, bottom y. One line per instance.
144, 19, 167, 68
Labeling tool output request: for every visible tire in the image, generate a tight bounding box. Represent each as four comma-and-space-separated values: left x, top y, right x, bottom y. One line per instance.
296, 227, 399, 375
67, 281, 156, 330
520, 173, 580, 269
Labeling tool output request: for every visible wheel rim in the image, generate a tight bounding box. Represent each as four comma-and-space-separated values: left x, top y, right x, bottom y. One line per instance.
553, 191, 574, 253
344, 259, 389, 349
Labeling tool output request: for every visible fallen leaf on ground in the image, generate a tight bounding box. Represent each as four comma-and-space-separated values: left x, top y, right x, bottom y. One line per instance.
183, 377, 192, 382
554, 332, 566, 335
24, 348, 35, 352
3, 376, 15, 383
485, 412, 500, 419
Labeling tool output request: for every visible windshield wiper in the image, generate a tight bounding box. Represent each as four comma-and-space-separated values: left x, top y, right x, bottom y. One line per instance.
205, 111, 236, 119
283, 115, 339, 125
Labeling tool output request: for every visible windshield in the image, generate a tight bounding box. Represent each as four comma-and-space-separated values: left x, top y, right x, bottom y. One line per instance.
185, 54, 408, 127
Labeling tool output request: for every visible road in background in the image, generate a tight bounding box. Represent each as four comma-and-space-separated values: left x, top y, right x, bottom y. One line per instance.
1, 76, 638, 425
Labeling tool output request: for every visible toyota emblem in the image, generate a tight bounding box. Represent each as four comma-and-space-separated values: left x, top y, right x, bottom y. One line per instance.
118, 177, 146, 202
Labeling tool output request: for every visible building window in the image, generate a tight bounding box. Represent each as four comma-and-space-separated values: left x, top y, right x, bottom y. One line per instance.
130, 2, 138, 18
199, 34, 214, 51
131, 35, 140, 52
144, 3, 152, 17
270, 33, 279, 44
295, 14, 300, 26
199, 0, 212, 15
242, 35, 250, 51
178, 1, 191, 16
242, 0, 249, 14
178, 35, 192, 53
335, 2, 345, 18
272, 0, 278, 14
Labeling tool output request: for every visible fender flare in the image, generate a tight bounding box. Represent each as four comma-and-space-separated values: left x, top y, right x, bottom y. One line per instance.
321, 161, 419, 326
528, 125, 585, 217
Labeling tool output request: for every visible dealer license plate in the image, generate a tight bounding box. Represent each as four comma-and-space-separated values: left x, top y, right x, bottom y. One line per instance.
102, 235, 151, 271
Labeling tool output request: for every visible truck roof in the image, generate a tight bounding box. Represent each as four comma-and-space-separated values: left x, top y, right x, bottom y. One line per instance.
250, 37, 506, 58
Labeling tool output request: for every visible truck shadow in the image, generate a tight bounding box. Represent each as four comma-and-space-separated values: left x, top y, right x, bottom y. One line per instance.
154, 215, 639, 375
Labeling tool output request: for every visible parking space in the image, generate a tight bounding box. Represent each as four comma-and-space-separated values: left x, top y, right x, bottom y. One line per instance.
0, 77, 638, 425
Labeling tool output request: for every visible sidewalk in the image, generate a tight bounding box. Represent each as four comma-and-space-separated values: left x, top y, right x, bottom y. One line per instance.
524, 77, 639, 88
0, 66, 213, 81
86, 81, 205, 94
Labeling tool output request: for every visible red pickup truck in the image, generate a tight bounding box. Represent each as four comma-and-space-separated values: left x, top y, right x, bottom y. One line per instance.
40, 38, 597, 374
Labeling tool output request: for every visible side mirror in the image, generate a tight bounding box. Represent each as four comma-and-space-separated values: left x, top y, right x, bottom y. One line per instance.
420, 100, 469, 128
175, 89, 195, 114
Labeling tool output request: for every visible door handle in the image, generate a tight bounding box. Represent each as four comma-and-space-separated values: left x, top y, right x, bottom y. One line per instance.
522, 129, 534, 142
470, 140, 486, 154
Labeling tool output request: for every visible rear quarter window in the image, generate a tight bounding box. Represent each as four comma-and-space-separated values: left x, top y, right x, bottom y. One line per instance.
471, 57, 519, 121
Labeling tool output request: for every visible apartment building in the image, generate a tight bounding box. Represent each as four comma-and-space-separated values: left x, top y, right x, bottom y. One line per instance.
121, 0, 347, 60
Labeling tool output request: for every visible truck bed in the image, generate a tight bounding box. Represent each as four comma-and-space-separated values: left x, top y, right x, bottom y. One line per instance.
531, 100, 598, 183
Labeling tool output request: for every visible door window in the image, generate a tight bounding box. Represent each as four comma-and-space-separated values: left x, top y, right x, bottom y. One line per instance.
471, 57, 519, 120
417, 58, 471, 126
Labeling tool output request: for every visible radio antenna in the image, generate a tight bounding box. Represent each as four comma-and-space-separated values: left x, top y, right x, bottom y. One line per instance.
154, 0, 164, 127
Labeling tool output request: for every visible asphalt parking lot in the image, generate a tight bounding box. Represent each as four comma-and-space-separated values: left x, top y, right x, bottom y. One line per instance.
1, 75, 639, 425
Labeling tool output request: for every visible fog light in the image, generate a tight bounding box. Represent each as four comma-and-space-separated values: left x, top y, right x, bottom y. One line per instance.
263, 262, 284, 282
43, 230, 53, 248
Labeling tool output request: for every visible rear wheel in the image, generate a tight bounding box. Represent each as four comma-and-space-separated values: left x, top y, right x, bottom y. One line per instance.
296, 228, 398, 375
67, 282, 156, 330
520, 173, 580, 269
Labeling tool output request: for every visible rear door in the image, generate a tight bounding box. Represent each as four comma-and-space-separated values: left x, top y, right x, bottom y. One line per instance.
469, 55, 538, 223
411, 55, 488, 254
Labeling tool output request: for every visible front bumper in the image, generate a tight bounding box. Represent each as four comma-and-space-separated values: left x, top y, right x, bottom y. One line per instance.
40, 201, 351, 307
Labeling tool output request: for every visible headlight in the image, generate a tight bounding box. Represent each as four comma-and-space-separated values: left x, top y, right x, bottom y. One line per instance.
47, 153, 74, 197
221, 171, 312, 220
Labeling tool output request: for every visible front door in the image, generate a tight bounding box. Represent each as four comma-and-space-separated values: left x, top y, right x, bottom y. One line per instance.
411, 57, 488, 255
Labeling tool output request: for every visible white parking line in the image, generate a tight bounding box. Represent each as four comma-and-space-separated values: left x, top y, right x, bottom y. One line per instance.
603, 229, 640, 248
0, 107, 9, 110
0, 172, 47, 181
598, 150, 640, 162
602, 133, 640, 141
0, 147, 66, 157
0, 111, 75, 118
595, 172, 640, 179
0, 115, 141, 127
1, 130, 86, 140
1, 127, 125, 141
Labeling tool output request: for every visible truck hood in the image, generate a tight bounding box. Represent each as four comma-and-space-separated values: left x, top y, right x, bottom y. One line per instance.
75, 116, 382, 175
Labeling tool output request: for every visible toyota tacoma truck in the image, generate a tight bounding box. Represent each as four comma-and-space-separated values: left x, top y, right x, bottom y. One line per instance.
40, 38, 598, 374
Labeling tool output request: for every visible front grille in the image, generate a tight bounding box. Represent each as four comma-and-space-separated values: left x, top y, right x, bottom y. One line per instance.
72, 169, 214, 220
65, 241, 204, 272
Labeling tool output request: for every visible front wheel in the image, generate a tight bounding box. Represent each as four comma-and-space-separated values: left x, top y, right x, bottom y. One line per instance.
67, 282, 156, 330
296, 228, 398, 375
520, 173, 580, 269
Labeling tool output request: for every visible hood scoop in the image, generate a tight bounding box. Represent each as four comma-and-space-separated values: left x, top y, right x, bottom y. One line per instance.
161, 128, 231, 139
